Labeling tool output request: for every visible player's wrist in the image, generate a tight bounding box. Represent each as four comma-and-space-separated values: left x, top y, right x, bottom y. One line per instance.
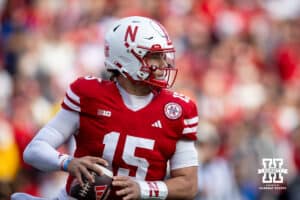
137, 180, 168, 200
60, 155, 73, 172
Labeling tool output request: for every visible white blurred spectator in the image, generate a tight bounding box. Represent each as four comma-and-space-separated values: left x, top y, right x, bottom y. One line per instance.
169, 0, 194, 16
230, 64, 266, 112
0, 69, 13, 110
195, 121, 242, 200
259, 0, 300, 20
215, 10, 244, 38
37, 34, 76, 90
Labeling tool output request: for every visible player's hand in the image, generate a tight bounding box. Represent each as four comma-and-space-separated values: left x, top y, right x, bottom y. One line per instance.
67, 156, 109, 186
113, 176, 140, 200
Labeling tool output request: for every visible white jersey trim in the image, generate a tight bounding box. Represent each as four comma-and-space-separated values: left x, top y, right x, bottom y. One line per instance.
184, 116, 198, 125
63, 97, 80, 112
67, 87, 80, 103
182, 126, 198, 134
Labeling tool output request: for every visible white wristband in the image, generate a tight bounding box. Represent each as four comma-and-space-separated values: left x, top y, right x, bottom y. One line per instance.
137, 181, 168, 200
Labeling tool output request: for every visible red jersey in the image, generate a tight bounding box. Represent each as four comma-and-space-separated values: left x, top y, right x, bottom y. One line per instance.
62, 76, 198, 196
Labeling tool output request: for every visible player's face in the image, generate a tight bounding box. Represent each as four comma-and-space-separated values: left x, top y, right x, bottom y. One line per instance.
144, 52, 171, 80
138, 51, 177, 89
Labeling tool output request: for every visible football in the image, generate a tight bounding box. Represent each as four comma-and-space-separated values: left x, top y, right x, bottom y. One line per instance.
69, 164, 113, 200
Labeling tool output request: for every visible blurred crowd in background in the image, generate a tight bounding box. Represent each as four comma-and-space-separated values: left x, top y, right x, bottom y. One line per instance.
1, 0, 300, 199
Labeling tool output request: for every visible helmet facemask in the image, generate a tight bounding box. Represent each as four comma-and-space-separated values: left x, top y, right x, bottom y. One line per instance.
138, 51, 177, 88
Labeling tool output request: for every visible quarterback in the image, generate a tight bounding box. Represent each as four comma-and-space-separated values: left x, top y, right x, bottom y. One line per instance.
11, 16, 199, 200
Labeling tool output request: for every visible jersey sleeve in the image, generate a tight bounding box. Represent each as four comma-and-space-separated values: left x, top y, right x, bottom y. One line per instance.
181, 99, 199, 141
61, 78, 84, 113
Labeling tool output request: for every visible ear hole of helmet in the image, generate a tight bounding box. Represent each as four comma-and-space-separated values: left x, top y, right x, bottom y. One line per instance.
107, 69, 121, 81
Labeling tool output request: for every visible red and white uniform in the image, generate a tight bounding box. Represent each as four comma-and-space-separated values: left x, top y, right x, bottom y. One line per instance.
62, 76, 198, 195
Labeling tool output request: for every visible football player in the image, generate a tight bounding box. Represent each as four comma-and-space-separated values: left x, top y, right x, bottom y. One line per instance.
11, 16, 199, 200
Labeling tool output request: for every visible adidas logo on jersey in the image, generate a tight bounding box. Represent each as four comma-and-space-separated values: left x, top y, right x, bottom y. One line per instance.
151, 120, 162, 128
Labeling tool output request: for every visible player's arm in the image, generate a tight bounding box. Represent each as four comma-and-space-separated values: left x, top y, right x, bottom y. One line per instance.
23, 108, 108, 185
23, 108, 79, 171
164, 139, 198, 199
165, 166, 198, 199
